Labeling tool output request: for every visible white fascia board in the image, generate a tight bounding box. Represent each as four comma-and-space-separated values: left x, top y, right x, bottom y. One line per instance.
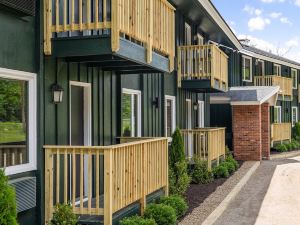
241, 49, 300, 70
198, 0, 242, 50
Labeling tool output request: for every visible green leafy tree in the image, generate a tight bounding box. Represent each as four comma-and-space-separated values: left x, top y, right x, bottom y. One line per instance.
169, 128, 191, 196
0, 169, 18, 225
293, 122, 300, 141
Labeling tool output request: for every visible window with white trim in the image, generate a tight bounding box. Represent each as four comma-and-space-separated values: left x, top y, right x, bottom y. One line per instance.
256, 59, 265, 76
292, 69, 297, 89
274, 106, 281, 123
122, 89, 141, 137
242, 56, 252, 82
165, 96, 176, 137
292, 107, 298, 127
198, 101, 205, 128
274, 64, 281, 76
184, 23, 192, 45
0, 68, 37, 175
197, 34, 204, 45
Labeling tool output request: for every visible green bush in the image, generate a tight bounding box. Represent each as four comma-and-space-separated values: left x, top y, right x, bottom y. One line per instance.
49, 204, 78, 225
0, 169, 18, 225
290, 140, 300, 150
158, 195, 188, 218
274, 144, 288, 152
212, 165, 229, 178
120, 216, 157, 225
144, 204, 177, 225
221, 161, 235, 174
190, 158, 213, 184
225, 156, 239, 170
169, 128, 191, 196
293, 122, 300, 140
225, 145, 232, 158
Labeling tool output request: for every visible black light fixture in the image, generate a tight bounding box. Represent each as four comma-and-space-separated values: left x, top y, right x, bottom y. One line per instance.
51, 84, 64, 104
193, 102, 198, 111
152, 97, 159, 108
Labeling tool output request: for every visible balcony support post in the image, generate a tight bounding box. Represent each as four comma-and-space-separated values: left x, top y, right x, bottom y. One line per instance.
104, 149, 113, 225
111, 0, 120, 52
44, 0, 52, 55
146, 0, 153, 64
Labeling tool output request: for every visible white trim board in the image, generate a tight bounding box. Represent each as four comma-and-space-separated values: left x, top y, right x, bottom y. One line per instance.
0, 67, 37, 176
164, 95, 176, 137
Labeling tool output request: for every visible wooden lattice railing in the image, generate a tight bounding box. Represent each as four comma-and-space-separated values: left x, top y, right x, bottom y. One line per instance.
254, 75, 292, 98
271, 123, 291, 146
181, 128, 226, 170
44, 138, 168, 225
44, 0, 175, 70
177, 44, 228, 91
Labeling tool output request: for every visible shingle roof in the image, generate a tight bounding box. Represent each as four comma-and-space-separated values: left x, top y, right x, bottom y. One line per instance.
242, 45, 300, 66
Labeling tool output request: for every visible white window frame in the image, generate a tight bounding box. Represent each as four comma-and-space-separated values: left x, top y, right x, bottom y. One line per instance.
184, 23, 192, 45
164, 95, 176, 137
0, 67, 37, 176
274, 106, 282, 123
197, 34, 204, 45
122, 88, 142, 137
292, 68, 298, 89
292, 106, 298, 127
197, 101, 205, 128
256, 59, 265, 76
274, 64, 281, 76
242, 55, 252, 82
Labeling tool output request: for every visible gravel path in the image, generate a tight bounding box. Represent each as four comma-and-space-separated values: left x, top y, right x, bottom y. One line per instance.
179, 161, 257, 225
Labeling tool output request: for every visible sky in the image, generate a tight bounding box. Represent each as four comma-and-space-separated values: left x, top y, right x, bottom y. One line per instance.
211, 0, 300, 63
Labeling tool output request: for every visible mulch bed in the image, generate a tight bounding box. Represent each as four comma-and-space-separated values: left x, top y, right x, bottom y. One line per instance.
184, 161, 244, 215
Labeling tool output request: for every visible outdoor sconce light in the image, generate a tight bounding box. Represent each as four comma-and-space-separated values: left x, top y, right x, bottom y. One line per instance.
193, 102, 198, 111
51, 84, 64, 104
285, 108, 289, 113
152, 97, 159, 108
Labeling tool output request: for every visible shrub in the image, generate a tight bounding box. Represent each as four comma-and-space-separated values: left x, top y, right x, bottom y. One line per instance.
274, 144, 288, 152
49, 204, 78, 225
225, 145, 232, 158
169, 128, 191, 196
0, 169, 18, 225
120, 216, 157, 225
190, 158, 213, 184
221, 161, 235, 174
290, 140, 300, 150
212, 165, 229, 178
293, 122, 300, 140
225, 156, 239, 170
144, 204, 177, 225
158, 195, 188, 218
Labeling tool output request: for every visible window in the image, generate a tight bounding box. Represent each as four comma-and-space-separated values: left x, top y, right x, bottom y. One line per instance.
122, 89, 141, 137
0, 68, 36, 175
274, 64, 281, 76
292, 107, 298, 127
292, 69, 298, 89
197, 34, 204, 45
197, 101, 205, 128
256, 59, 265, 76
242, 56, 252, 82
184, 23, 192, 45
274, 106, 281, 123
165, 96, 176, 137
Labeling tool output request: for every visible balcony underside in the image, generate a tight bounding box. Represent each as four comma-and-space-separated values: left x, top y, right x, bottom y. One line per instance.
181, 79, 227, 93
51, 36, 170, 73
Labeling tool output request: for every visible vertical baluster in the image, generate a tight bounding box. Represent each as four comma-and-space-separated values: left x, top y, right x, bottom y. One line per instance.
103, 0, 107, 27
72, 149, 76, 210
95, 0, 99, 28
88, 149, 92, 214
64, 149, 68, 204
56, 149, 60, 204
56, 0, 60, 32
80, 149, 83, 213
63, 0, 67, 31
79, 0, 83, 31
96, 151, 100, 214
71, 0, 75, 31
87, 0, 91, 29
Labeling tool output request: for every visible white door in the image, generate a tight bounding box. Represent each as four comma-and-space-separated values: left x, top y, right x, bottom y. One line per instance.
186, 99, 193, 158
198, 101, 205, 128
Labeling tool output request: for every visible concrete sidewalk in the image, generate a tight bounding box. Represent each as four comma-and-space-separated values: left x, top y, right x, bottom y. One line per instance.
213, 157, 300, 225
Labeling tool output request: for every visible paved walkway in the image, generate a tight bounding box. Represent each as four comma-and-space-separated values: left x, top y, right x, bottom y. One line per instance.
213, 156, 300, 225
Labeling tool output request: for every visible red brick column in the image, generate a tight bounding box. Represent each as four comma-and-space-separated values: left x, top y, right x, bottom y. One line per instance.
232, 105, 262, 161
261, 103, 270, 160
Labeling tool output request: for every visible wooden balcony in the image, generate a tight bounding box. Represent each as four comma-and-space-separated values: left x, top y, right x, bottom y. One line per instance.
177, 44, 228, 92
44, 0, 175, 72
254, 76, 292, 100
0, 145, 26, 168
181, 128, 226, 169
271, 123, 291, 146
44, 138, 168, 225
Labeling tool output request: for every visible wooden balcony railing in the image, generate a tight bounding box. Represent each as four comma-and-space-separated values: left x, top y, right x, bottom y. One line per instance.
44, 0, 175, 70
254, 75, 292, 98
177, 44, 228, 91
181, 128, 226, 170
44, 138, 168, 225
0, 145, 26, 168
271, 123, 291, 146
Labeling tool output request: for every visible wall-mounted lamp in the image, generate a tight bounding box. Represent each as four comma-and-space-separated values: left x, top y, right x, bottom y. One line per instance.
152, 97, 159, 108
51, 84, 64, 104
193, 102, 198, 111
285, 108, 289, 113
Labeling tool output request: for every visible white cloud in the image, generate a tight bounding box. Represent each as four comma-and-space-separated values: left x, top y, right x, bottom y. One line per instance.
260, 0, 285, 3
270, 12, 282, 18
243, 5, 256, 15
286, 37, 299, 48
295, 0, 300, 6
248, 17, 271, 31
280, 17, 293, 25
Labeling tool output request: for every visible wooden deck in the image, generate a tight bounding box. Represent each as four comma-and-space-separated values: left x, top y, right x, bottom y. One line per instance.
181, 128, 226, 170
44, 138, 168, 225
271, 123, 291, 146
177, 44, 228, 91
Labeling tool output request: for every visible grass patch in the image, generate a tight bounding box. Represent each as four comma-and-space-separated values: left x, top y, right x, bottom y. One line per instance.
0, 122, 26, 144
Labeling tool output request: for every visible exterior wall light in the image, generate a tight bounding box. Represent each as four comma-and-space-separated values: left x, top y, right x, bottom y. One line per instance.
51, 84, 64, 104
152, 97, 159, 108
193, 102, 198, 111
